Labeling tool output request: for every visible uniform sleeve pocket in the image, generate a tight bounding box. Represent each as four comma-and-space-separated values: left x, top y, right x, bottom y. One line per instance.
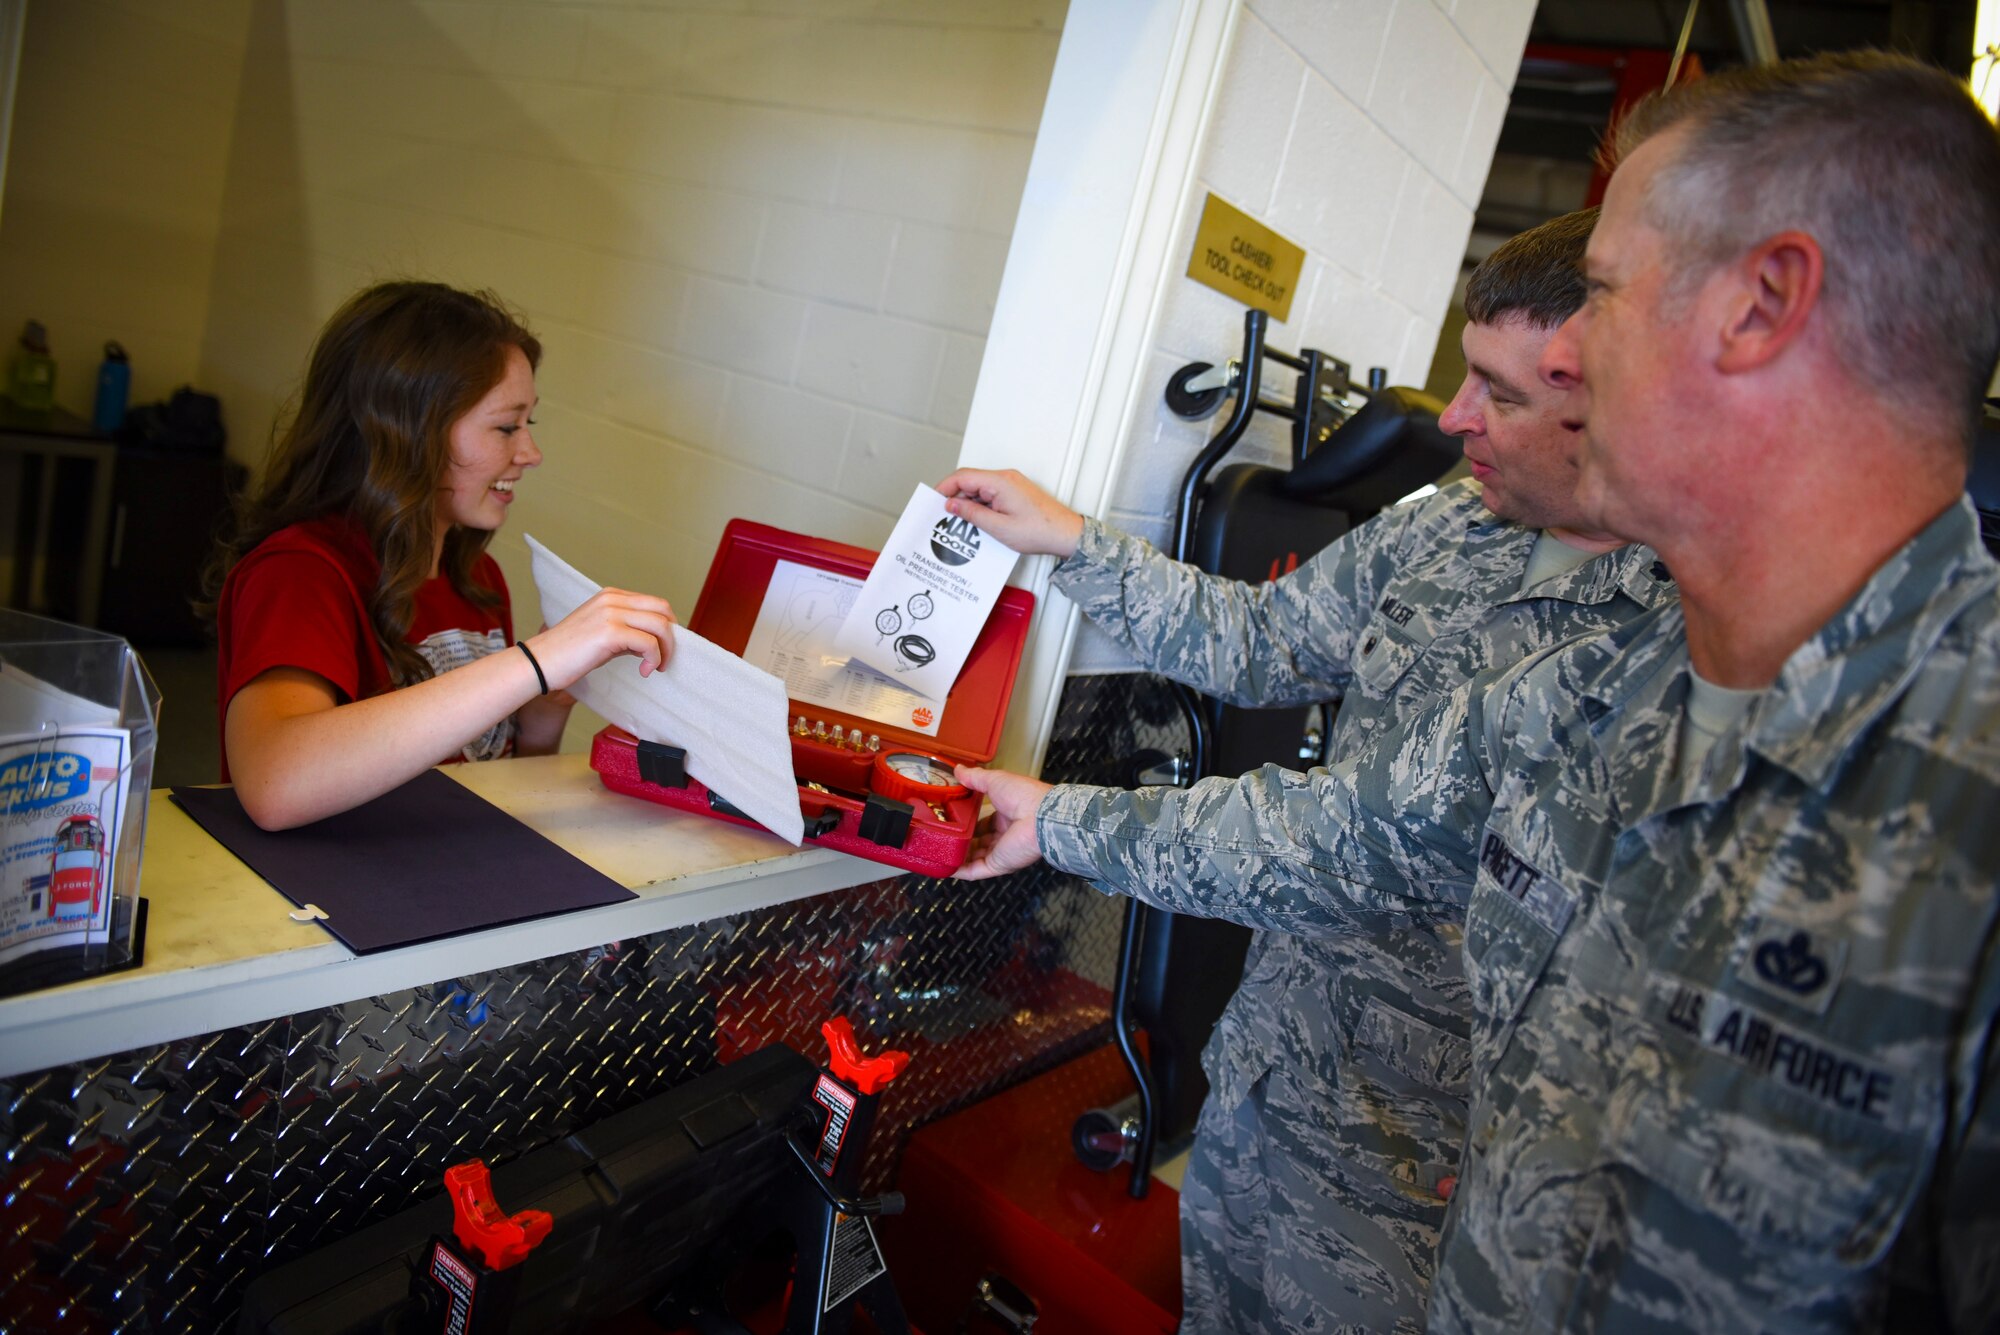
1605, 1056, 1933, 1268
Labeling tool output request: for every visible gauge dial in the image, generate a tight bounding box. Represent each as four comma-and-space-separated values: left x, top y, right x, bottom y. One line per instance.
872, 749, 970, 803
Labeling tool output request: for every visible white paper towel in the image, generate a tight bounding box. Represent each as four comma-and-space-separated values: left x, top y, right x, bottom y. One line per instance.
525, 535, 804, 845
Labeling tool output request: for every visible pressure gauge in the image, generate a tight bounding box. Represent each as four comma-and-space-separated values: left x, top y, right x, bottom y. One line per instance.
871, 750, 969, 803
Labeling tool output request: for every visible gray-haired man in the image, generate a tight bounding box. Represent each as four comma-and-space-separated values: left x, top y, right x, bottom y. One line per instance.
942, 208, 1672, 1333
957, 52, 2000, 1331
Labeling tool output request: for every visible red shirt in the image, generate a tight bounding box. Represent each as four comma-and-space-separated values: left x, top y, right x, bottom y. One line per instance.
215, 516, 515, 779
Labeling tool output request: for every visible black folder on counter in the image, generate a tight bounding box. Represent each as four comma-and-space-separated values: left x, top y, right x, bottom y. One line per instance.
170, 770, 637, 954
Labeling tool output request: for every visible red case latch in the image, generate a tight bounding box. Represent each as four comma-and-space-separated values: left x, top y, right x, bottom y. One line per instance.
821, 1017, 909, 1095
445, 1160, 552, 1271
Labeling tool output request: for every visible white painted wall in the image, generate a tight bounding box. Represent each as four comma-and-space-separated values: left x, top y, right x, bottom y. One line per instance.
196, 0, 1065, 670
1066, 0, 1533, 673
0, 0, 26, 229
966, 0, 1534, 772
0, 0, 253, 419
2, 0, 1532, 778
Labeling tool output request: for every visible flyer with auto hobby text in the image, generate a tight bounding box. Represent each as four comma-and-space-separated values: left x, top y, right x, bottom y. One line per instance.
0, 666, 132, 967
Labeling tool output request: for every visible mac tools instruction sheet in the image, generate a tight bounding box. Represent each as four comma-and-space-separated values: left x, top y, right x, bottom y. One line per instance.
834, 486, 1019, 703
740, 560, 943, 737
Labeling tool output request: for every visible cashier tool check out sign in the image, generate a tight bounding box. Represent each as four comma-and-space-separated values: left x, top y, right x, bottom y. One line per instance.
834, 486, 1019, 702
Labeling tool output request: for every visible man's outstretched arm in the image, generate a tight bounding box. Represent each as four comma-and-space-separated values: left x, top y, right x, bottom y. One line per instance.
939, 467, 1415, 709
955, 665, 1511, 936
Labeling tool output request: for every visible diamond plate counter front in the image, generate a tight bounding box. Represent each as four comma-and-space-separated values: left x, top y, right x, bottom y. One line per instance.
0, 674, 1187, 1333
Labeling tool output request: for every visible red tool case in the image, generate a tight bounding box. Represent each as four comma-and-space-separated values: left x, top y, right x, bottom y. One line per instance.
591, 519, 1034, 877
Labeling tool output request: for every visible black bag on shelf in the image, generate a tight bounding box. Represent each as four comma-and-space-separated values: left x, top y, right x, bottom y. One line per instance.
118, 385, 225, 453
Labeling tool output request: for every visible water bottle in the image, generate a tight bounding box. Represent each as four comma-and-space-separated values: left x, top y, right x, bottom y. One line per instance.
93, 341, 130, 433
6, 319, 55, 412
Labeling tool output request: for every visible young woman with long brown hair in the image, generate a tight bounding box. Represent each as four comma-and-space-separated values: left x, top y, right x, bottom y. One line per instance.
207, 282, 675, 830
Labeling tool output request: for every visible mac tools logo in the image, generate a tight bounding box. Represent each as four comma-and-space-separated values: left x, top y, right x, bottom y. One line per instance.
930, 516, 982, 566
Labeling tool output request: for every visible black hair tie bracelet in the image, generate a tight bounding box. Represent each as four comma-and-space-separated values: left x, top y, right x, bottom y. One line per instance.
518, 641, 550, 695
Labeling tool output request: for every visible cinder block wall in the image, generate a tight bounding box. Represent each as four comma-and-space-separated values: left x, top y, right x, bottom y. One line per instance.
2, 0, 1534, 718
1068, 0, 1533, 672
0, 0, 252, 418
195, 1, 1065, 637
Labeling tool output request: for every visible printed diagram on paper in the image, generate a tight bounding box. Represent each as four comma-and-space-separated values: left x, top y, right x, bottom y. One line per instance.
742, 560, 943, 737
833, 486, 1019, 703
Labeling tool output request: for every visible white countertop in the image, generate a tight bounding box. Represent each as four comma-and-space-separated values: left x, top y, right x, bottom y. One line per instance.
0, 755, 888, 1077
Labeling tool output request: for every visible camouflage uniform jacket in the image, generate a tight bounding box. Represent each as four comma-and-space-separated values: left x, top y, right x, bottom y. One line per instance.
1052, 480, 1672, 1198
1039, 497, 2000, 1331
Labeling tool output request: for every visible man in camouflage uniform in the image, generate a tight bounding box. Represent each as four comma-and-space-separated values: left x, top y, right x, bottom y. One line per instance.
956, 53, 2000, 1331
941, 210, 1674, 1333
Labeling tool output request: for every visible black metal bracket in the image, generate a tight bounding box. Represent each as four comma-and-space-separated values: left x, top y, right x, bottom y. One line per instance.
1110, 310, 1385, 1199
858, 794, 913, 848
784, 1133, 906, 1217
1161, 311, 1373, 515
1292, 349, 1353, 462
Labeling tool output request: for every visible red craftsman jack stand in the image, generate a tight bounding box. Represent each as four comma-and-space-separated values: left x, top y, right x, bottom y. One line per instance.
774, 1018, 915, 1335
412, 1160, 554, 1334
666, 1019, 922, 1335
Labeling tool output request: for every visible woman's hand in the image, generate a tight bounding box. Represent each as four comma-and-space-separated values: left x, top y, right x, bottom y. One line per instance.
227, 588, 672, 831
524, 588, 677, 688
936, 468, 1085, 559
